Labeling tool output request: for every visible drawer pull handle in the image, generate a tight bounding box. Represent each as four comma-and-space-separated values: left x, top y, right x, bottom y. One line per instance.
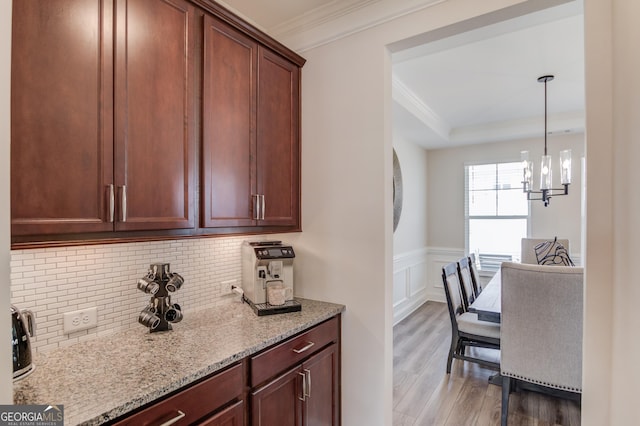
159, 410, 186, 426
293, 341, 315, 354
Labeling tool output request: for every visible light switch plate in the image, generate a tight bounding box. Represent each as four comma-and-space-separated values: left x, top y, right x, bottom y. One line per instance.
63, 307, 98, 334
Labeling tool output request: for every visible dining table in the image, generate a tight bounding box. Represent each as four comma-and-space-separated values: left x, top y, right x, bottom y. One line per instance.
468, 270, 501, 323
468, 270, 502, 385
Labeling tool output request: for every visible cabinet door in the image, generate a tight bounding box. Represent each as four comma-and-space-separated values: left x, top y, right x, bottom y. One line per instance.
199, 400, 244, 426
11, 0, 114, 236
202, 15, 257, 227
303, 344, 340, 426
113, 0, 195, 231
256, 47, 300, 227
251, 366, 303, 426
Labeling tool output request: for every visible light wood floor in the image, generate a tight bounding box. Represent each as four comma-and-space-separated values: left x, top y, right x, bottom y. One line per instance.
393, 301, 581, 426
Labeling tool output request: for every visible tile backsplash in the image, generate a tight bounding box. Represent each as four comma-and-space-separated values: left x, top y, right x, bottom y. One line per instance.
10, 236, 248, 353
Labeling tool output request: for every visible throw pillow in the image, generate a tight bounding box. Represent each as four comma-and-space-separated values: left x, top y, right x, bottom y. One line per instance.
534, 237, 575, 266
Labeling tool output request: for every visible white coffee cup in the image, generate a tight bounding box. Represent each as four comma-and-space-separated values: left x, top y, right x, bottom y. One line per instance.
267, 284, 286, 306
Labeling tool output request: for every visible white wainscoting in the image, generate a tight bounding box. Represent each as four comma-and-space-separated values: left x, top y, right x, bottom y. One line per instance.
393, 247, 428, 325
393, 246, 581, 325
425, 247, 466, 305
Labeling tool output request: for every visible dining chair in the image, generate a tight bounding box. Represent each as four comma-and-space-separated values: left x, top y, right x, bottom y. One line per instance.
441, 262, 500, 374
457, 256, 476, 309
468, 253, 483, 295
520, 238, 569, 264
500, 262, 582, 426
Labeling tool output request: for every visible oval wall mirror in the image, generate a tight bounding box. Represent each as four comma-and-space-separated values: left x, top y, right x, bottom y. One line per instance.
393, 148, 403, 232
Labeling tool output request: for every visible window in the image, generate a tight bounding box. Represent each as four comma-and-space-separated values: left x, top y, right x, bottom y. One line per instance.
465, 162, 529, 272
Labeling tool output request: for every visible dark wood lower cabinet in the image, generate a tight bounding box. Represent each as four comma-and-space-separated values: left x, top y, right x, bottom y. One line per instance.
251, 344, 339, 426
251, 367, 302, 426
110, 315, 340, 426
250, 317, 341, 426
303, 345, 340, 426
199, 400, 244, 426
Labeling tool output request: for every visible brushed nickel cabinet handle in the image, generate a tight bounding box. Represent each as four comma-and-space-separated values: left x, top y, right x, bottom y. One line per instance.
292, 341, 315, 354
121, 185, 127, 222
253, 194, 260, 220
109, 184, 115, 223
298, 372, 306, 401
158, 410, 186, 426
304, 368, 311, 398
261, 194, 266, 220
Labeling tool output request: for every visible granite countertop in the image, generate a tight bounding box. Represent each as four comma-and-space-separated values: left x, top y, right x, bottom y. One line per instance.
13, 298, 345, 426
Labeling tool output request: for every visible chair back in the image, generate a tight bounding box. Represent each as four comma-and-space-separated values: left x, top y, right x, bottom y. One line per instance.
468, 253, 483, 294
457, 257, 476, 308
442, 263, 466, 327
521, 238, 569, 264
500, 262, 583, 392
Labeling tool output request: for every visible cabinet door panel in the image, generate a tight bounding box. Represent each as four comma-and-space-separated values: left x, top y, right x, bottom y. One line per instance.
199, 400, 244, 426
251, 366, 302, 426
303, 344, 340, 426
114, 0, 195, 231
202, 15, 257, 227
257, 47, 300, 227
11, 0, 114, 235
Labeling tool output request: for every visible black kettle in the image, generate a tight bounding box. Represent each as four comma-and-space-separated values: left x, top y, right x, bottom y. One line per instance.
11, 304, 35, 380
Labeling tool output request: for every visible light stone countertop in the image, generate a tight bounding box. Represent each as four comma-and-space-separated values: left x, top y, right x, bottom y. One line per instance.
13, 298, 345, 426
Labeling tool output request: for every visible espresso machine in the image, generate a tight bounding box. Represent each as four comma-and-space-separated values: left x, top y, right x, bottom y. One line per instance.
241, 241, 300, 315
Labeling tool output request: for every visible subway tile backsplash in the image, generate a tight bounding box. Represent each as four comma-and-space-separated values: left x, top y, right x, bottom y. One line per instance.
10, 236, 247, 353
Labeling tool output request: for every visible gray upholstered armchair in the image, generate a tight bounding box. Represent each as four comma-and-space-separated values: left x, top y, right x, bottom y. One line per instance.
500, 262, 583, 425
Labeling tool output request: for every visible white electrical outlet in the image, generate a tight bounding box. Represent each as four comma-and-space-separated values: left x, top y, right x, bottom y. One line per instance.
63, 307, 98, 334
220, 279, 237, 294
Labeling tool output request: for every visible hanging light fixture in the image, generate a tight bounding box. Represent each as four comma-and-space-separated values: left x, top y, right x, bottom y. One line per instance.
521, 75, 571, 207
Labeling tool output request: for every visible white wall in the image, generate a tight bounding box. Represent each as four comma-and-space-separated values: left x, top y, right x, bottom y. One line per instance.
608, 0, 640, 423
582, 0, 614, 423
428, 133, 584, 251
288, 1, 547, 424
1, 0, 12, 404
392, 136, 429, 323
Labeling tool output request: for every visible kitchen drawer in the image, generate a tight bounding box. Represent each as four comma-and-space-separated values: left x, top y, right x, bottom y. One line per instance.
251, 316, 339, 387
112, 362, 243, 425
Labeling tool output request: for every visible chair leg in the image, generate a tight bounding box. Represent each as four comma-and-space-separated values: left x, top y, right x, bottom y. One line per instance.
446, 336, 456, 374
501, 376, 512, 426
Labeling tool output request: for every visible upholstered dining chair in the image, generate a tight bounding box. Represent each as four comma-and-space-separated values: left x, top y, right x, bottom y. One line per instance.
441, 262, 500, 374
468, 253, 483, 295
457, 256, 476, 309
500, 262, 583, 426
520, 238, 569, 264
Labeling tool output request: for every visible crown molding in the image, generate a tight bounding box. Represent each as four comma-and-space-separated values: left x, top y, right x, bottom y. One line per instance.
273, 0, 448, 52
392, 76, 451, 140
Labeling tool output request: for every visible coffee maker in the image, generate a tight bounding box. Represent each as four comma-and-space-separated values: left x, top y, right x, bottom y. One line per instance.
241, 241, 300, 315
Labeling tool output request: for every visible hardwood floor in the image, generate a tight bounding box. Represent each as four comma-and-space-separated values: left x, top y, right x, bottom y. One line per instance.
393, 301, 581, 426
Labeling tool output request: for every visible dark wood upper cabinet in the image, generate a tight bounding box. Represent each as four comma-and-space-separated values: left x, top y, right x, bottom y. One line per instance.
202, 15, 257, 228
113, 0, 196, 231
202, 19, 301, 230
11, 0, 303, 245
11, 0, 115, 235
11, 0, 195, 237
257, 47, 300, 227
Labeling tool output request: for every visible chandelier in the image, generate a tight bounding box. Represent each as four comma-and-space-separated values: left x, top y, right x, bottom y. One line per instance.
521, 75, 571, 207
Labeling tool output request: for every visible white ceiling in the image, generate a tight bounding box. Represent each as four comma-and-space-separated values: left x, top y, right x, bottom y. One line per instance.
219, 0, 585, 150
